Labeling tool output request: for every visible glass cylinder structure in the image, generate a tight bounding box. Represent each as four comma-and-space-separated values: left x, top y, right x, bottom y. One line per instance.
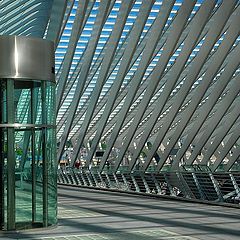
0, 36, 56, 231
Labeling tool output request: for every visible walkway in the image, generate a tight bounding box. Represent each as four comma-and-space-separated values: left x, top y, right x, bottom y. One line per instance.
1, 185, 240, 239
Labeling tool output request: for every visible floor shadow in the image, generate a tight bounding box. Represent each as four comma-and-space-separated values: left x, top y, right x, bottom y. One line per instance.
58, 186, 240, 221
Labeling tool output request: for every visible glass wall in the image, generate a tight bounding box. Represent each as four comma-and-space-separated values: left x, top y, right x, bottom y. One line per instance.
0, 79, 56, 230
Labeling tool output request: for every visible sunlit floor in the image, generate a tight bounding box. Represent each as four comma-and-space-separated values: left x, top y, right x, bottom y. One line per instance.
1, 185, 240, 240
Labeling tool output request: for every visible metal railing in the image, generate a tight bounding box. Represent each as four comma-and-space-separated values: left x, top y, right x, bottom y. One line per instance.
57, 168, 240, 205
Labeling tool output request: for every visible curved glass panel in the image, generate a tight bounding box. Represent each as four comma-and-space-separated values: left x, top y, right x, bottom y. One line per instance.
0, 79, 56, 231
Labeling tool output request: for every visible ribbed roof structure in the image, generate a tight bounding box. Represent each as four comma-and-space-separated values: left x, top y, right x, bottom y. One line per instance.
1, 0, 240, 175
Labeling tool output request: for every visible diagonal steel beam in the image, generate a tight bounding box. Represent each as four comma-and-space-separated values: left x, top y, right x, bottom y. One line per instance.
57, 0, 111, 162
70, 0, 135, 166
81, 3, 230, 142
83, 0, 156, 168
142, 0, 237, 172
211, 123, 240, 171
186, 94, 240, 165
56, 0, 89, 111
46, 0, 68, 45
201, 101, 240, 166
125, 0, 215, 173
99, 0, 197, 172
224, 141, 240, 171
168, 44, 240, 170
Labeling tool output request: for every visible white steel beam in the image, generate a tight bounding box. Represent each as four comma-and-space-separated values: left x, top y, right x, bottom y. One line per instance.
142, 0, 237, 172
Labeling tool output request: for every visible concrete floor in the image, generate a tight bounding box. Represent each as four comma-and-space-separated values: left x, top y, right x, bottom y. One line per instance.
1, 185, 240, 239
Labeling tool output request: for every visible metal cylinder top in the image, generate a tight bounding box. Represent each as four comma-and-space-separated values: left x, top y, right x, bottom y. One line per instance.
0, 35, 55, 82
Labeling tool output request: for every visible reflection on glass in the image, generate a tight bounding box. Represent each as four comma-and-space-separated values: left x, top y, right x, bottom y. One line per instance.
0, 79, 56, 230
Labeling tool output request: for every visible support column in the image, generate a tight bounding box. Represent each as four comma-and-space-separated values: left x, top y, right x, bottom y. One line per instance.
0, 80, 4, 229
31, 87, 36, 223
42, 81, 48, 227
6, 79, 15, 230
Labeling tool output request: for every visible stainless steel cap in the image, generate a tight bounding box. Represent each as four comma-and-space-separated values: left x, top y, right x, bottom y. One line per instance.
0, 35, 55, 82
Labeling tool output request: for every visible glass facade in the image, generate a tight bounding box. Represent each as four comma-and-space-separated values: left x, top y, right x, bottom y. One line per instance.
0, 79, 56, 230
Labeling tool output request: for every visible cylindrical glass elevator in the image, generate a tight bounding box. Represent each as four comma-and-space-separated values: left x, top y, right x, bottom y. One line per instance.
0, 36, 57, 230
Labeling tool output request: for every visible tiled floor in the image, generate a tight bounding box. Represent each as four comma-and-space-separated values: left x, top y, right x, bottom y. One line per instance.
1, 185, 240, 239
